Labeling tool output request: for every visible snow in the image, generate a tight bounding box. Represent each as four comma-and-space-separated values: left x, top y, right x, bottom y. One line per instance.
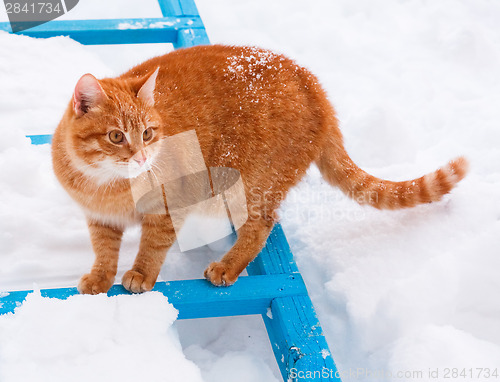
118, 22, 145, 30
1, 0, 500, 381
0, 291, 203, 382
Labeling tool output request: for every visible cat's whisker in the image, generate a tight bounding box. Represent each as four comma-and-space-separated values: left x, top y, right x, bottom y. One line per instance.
149, 164, 162, 186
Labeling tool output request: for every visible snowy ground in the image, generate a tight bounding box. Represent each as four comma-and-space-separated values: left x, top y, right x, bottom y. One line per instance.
1, 0, 500, 381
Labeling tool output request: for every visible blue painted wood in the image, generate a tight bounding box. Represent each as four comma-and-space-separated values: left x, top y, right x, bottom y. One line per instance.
176, 0, 201, 17
248, 225, 340, 381
156, 0, 208, 48
0, 17, 204, 45
265, 297, 341, 381
27, 134, 52, 145
158, 0, 183, 17
174, 27, 209, 49
158, 0, 200, 17
247, 223, 299, 275
0, 273, 307, 319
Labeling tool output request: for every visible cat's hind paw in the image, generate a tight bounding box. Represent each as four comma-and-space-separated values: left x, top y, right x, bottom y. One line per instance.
122, 270, 155, 293
204, 262, 239, 287
78, 272, 114, 295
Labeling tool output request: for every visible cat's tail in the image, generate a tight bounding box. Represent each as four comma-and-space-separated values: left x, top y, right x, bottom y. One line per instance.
317, 135, 469, 210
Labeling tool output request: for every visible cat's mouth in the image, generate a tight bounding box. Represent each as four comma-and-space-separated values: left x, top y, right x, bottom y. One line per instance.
126, 158, 153, 179
125, 149, 155, 178
74, 158, 154, 185
74, 144, 164, 185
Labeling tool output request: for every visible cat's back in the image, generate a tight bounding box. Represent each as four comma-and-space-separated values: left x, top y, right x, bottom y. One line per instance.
121, 45, 304, 84
120, 45, 333, 190
120, 45, 326, 112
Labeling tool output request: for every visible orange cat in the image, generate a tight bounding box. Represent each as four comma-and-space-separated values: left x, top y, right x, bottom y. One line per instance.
51, 45, 468, 294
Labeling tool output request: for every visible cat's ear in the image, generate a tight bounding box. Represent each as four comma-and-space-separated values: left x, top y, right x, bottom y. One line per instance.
73, 74, 105, 117
137, 67, 160, 107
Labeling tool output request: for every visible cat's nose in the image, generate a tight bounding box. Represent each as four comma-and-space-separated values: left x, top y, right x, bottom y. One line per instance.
134, 152, 147, 166
134, 157, 146, 166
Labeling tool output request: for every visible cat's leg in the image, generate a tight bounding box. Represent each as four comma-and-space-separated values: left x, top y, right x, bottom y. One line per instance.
122, 214, 176, 293
78, 220, 123, 294
204, 217, 274, 286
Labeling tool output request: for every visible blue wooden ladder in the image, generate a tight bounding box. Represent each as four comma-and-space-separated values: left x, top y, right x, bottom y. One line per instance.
0, 1, 341, 380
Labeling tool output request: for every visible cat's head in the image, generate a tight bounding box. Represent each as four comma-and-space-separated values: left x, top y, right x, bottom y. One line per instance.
66, 69, 163, 184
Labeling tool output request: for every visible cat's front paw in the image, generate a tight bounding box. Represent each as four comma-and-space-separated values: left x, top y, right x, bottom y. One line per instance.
122, 270, 155, 293
204, 262, 239, 286
78, 272, 114, 295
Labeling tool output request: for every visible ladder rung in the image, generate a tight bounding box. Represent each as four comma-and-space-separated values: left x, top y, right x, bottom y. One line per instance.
0, 273, 308, 319
0, 16, 204, 45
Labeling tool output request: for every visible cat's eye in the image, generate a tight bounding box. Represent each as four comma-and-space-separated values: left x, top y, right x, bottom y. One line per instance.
109, 130, 124, 144
143, 127, 153, 142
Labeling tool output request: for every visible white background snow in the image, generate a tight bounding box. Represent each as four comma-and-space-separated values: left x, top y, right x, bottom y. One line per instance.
1, 0, 499, 381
